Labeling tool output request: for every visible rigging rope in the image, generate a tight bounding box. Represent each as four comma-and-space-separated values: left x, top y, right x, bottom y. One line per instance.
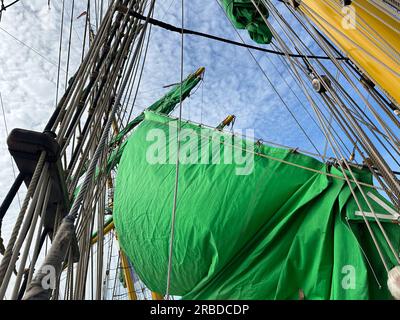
120, 21, 153, 130
119, 6, 348, 61
0, 91, 21, 210
55, 0, 66, 106
0, 0, 19, 17
297, 5, 400, 202
165, 0, 184, 300
67, 0, 146, 221
0, 91, 22, 258
257, 0, 400, 267
64, 0, 75, 90
214, 0, 323, 157
0, 26, 66, 74
288, 7, 400, 163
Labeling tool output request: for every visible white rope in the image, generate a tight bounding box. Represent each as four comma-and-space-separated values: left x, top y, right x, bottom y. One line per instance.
214, 0, 326, 158
301, 3, 400, 78
150, 111, 387, 191
166, 0, 184, 300
55, 0, 66, 107
260, 0, 399, 267
0, 91, 21, 209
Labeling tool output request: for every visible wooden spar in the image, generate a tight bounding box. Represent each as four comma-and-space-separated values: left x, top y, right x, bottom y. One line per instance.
94, 219, 164, 300
217, 115, 236, 130
91, 220, 114, 245
194, 66, 205, 78
119, 249, 137, 300
299, 0, 400, 106
151, 292, 164, 300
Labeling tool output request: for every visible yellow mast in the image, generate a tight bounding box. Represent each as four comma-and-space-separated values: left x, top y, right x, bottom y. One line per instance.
92, 225, 163, 300
299, 0, 400, 105
119, 249, 138, 300
151, 292, 164, 300
91, 220, 115, 245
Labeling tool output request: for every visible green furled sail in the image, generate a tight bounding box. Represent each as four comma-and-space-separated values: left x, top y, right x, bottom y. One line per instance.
113, 111, 399, 300
110, 68, 204, 147
221, 0, 273, 44
74, 68, 203, 204
80, 67, 203, 181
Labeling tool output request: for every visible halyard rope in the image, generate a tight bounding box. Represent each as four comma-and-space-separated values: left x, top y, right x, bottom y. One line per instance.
166, 0, 185, 300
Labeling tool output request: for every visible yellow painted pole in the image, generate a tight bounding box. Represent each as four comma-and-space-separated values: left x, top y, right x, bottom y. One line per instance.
217, 114, 236, 130
299, 0, 400, 105
151, 292, 164, 300
120, 250, 137, 300
194, 66, 205, 78
91, 220, 115, 245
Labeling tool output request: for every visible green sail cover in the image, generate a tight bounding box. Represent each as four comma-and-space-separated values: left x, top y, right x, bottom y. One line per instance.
113, 111, 399, 300
74, 70, 202, 221
104, 70, 202, 173
222, 0, 273, 44
110, 71, 202, 147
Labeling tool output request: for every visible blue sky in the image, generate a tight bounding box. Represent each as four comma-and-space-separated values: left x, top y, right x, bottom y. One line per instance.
0, 0, 398, 241
143, 0, 327, 149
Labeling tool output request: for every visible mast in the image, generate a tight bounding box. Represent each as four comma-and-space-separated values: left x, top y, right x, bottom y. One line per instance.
0, 0, 206, 300
0, 0, 156, 300
240, 0, 400, 210
0, 0, 398, 300
297, 0, 400, 107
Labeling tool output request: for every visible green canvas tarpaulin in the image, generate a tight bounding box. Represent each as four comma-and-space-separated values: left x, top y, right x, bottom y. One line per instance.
113, 111, 399, 300
222, 0, 273, 44
104, 69, 203, 174
72, 70, 203, 225
73, 68, 203, 197
110, 68, 203, 147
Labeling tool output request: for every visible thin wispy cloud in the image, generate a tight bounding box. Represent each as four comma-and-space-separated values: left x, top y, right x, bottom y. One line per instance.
0, 0, 340, 242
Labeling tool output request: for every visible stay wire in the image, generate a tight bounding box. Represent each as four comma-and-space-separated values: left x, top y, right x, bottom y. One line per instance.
215, 0, 322, 157
122, 8, 348, 62
55, 0, 66, 107
0, 26, 66, 74
65, 0, 75, 90
166, 0, 184, 300
0, 91, 21, 209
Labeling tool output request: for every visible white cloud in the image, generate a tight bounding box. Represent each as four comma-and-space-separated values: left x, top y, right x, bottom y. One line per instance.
0, 0, 330, 244
2, 0, 394, 276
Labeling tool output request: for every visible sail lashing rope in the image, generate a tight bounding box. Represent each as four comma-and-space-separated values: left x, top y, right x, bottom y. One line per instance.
250, 0, 400, 298
165, 0, 185, 300
0, 0, 399, 300
0, 0, 157, 300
